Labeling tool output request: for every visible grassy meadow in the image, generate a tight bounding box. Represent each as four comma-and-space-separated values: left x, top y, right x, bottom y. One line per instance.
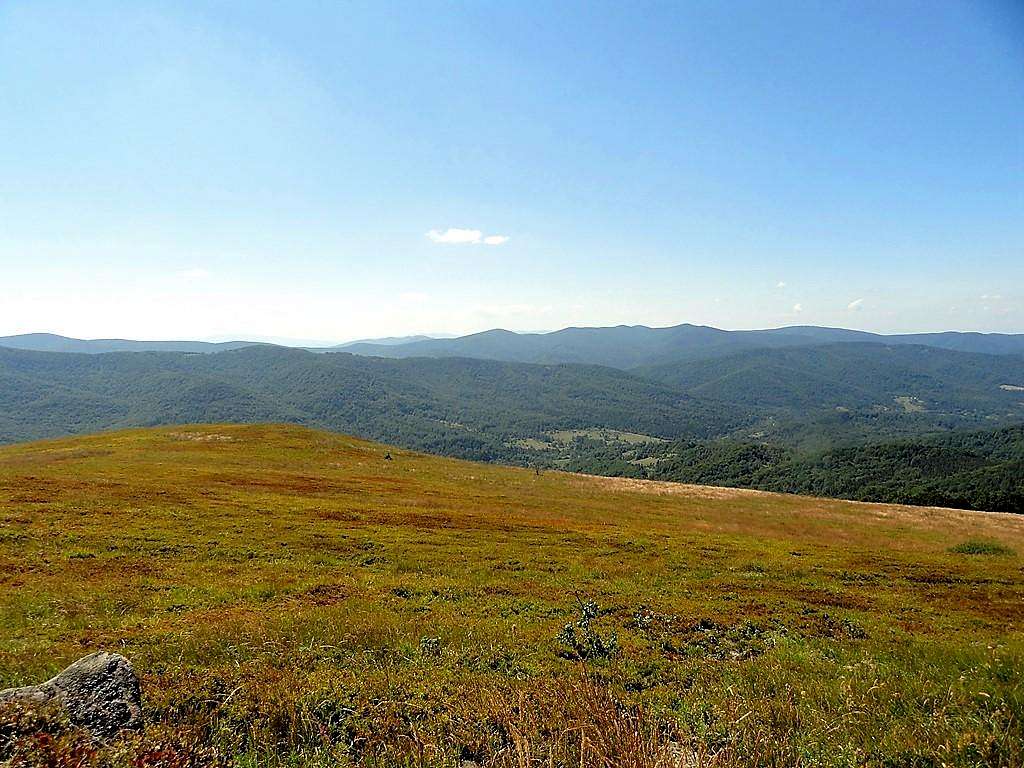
1, 424, 1023, 767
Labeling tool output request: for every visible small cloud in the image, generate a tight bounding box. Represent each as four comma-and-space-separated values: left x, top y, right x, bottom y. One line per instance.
179, 268, 210, 280
427, 227, 483, 244
792, 303, 803, 313
426, 228, 510, 246
776, 281, 786, 289
847, 298, 864, 311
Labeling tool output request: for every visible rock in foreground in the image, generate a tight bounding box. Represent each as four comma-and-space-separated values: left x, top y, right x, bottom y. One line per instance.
0, 651, 143, 740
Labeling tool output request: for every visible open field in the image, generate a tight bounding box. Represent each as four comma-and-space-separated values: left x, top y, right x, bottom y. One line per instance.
512, 428, 665, 456
1, 424, 1023, 766
548, 429, 667, 446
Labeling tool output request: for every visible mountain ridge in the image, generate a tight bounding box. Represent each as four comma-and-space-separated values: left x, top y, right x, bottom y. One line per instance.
308, 324, 1024, 368
0, 333, 259, 355
5, 324, 1024, 364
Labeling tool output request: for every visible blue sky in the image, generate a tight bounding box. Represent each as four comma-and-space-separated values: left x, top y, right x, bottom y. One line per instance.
1, 1, 1022, 342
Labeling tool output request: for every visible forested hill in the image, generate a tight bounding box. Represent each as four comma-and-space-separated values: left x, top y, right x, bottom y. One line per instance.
1, 341, 1023, 511
637, 342, 1024, 415
0, 344, 747, 459
625, 425, 1024, 513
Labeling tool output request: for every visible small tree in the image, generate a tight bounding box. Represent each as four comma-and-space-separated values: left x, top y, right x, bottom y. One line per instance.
556, 597, 620, 660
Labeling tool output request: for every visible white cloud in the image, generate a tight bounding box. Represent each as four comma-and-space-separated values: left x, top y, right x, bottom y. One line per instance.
847, 298, 864, 311
426, 228, 509, 246
792, 303, 803, 313
427, 228, 482, 244
178, 268, 210, 280
776, 281, 786, 289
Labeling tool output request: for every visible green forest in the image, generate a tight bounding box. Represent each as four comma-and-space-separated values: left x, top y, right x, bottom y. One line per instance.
558, 426, 1024, 513
1, 341, 1022, 512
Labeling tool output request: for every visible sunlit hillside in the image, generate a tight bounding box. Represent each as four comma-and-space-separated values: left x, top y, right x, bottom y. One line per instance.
2, 424, 1022, 766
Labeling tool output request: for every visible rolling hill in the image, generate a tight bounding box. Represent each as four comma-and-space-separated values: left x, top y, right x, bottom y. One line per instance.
4, 342, 1023, 455
0, 344, 748, 458
2, 342, 1024, 511
1, 424, 1022, 766
620, 425, 1024, 513
637, 342, 1024, 415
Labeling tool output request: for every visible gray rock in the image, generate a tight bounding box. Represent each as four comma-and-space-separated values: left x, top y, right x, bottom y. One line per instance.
0, 651, 143, 740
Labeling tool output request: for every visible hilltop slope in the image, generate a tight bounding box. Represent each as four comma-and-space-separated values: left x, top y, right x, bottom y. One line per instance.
1, 424, 1023, 766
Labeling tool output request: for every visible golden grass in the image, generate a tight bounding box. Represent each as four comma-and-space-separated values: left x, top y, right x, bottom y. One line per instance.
1, 424, 1022, 767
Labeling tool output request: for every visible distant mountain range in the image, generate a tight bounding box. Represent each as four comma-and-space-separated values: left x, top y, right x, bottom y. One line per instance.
338, 324, 1024, 367
0, 333, 257, 355
4, 325, 1024, 365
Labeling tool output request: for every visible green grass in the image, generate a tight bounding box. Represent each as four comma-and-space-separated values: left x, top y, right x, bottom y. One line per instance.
1, 424, 1023, 767
950, 540, 1017, 556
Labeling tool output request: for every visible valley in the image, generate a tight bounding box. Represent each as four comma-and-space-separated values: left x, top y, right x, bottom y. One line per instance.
1, 332, 1022, 512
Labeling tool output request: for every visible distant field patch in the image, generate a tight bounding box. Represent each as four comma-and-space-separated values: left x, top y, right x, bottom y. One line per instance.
894, 395, 926, 412
549, 428, 666, 445
512, 428, 665, 452
630, 455, 661, 467
511, 437, 552, 450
